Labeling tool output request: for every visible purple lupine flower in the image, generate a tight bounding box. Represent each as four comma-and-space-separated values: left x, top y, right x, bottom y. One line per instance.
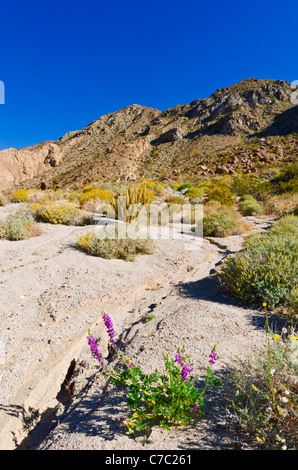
175, 348, 193, 382
175, 350, 185, 366
190, 405, 200, 413
180, 363, 194, 381
102, 312, 117, 350
87, 333, 105, 368
209, 347, 218, 365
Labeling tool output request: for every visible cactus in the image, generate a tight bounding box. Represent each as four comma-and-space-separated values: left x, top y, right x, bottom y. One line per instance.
110, 184, 155, 222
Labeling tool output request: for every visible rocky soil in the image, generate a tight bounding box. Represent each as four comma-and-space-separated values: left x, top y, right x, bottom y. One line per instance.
0, 203, 278, 450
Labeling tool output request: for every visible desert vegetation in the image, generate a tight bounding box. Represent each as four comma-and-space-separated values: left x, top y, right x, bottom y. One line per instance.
87, 312, 220, 434
1, 163, 297, 450
0, 214, 42, 240
231, 305, 298, 450
76, 228, 155, 261
218, 214, 298, 313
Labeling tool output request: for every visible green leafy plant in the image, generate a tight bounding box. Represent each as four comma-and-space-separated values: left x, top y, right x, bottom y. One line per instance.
177, 183, 194, 191
231, 175, 273, 200
203, 207, 241, 237
218, 215, 298, 310
184, 187, 205, 199
238, 196, 263, 216
271, 163, 298, 194
87, 312, 220, 434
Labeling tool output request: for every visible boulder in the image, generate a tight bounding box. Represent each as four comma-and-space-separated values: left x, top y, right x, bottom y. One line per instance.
151, 128, 183, 145
41, 181, 52, 190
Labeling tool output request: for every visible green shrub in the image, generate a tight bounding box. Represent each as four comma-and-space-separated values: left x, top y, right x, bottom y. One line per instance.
177, 183, 194, 191
0, 215, 41, 240
68, 191, 80, 201
268, 214, 298, 239
287, 287, 298, 315
239, 194, 257, 202
271, 163, 298, 194
203, 207, 240, 237
238, 198, 263, 216
169, 183, 180, 190
218, 215, 298, 310
184, 187, 205, 199
231, 175, 273, 200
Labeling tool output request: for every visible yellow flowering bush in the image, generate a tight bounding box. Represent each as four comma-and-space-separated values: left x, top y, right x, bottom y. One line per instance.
82, 184, 96, 193
11, 189, 30, 203
78, 188, 113, 207
34, 202, 81, 225
206, 186, 235, 206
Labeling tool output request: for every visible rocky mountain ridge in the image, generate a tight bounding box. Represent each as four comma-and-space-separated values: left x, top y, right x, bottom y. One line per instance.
1, 78, 297, 191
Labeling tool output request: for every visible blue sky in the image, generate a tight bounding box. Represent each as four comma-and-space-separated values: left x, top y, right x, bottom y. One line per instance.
0, 0, 297, 150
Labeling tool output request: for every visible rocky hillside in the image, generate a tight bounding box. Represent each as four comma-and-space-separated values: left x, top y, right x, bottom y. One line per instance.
1, 78, 297, 191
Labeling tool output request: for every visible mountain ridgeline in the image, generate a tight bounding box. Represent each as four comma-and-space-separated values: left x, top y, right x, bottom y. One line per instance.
1, 78, 297, 191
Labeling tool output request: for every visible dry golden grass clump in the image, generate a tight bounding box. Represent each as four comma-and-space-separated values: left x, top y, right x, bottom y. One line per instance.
77, 228, 154, 261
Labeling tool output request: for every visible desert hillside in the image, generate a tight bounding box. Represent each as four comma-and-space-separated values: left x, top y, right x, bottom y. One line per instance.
1, 78, 297, 192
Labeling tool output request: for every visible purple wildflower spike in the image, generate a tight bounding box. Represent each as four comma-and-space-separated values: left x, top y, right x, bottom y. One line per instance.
87, 333, 105, 368
209, 347, 218, 365
175, 348, 193, 382
102, 312, 117, 350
